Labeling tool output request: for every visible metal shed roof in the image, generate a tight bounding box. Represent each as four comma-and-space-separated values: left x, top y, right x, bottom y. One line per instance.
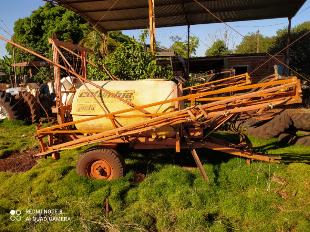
54, 0, 306, 32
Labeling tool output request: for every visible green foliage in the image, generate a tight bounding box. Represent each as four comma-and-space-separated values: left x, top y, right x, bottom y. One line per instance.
88, 31, 173, 80
8, 2, 89, 59
0, 56, 12, 75
79, 30, 108, 58
206, 39, 231, 56
235, 32, 274, 54
0, 56, 13, 83
170, 35, 200, 58
268, 21, 310, 78
104, 41, 172, 80
6, 2, 90, 82
80, 30, 132, 59
7, 3, 171, 82
233, 22, 310, 78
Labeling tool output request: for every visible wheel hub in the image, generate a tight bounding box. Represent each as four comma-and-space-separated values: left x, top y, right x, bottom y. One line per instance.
89, 160, 112, 179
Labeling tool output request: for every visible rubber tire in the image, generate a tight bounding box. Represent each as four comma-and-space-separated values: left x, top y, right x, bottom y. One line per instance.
20, 92, 41, 123
84, 146, 126, 167
76, 148, 124, 180
288, 109, 310, 131
295, 135, 310, 147
247, 110, 292, 139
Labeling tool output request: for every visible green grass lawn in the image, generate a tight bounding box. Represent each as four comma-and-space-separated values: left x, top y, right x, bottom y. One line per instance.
0, 120, 37, 158
0, 120, 310, 232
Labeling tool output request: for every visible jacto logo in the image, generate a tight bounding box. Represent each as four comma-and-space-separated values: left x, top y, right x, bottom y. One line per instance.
9, 209, 22, 221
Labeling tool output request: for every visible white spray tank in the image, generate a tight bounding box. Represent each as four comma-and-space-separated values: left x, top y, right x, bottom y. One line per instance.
71, 79, 179, 138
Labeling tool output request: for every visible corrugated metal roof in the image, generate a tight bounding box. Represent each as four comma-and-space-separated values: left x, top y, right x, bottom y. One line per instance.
54, 0, 306, 32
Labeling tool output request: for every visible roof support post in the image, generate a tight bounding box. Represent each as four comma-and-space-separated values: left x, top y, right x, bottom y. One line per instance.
286, 17, 292, 76
12, 48, 17, 87
187, 25, 190, 79
148, 0, 156, 54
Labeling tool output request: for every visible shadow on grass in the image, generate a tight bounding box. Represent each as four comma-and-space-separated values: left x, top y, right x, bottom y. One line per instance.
279, 153, 310, 164
211, 131, 310, 164
122, 147, 235, 186
121, 130, 310, 180
253, 140, 310, 164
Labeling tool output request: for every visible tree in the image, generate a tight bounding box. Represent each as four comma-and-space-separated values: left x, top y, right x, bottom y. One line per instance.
0, 56, 13, 83
268, 21, 310, 78
206, 40, 231, 56
6, 3, 90, 82
170, 35, 199, 58
101, 40, 172, 80
234, 22, 310, 79
235, 32, 274, 54
79, 30, 108, 58
87, 31, 173, 80
7, 3, 172, 82
80, 30, 132, 58
7, 2, 90, 60
0, 56, 12, 76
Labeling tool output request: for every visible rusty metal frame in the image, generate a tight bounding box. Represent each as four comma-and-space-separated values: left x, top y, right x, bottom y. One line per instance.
35, 76, 301, 160
36, 76, 300, 132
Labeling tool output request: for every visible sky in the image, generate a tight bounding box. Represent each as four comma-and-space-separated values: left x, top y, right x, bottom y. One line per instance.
0, 0, 309, 58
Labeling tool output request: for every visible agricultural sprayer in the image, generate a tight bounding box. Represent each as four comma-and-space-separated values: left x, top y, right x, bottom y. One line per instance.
0, 36, 303, 181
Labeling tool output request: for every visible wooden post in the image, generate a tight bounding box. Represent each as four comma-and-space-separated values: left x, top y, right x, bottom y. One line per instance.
187, 25, 190, 79
191, 149, 209, 182
148, 0, 156, 54
256, 29, 260, 53
12, 48, 17, 87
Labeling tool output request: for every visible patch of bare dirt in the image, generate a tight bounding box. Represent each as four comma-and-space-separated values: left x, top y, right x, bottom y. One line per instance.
0, 149, 38, 172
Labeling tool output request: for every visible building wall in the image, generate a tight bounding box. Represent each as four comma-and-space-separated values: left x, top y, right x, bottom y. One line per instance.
224, 55, 285, 83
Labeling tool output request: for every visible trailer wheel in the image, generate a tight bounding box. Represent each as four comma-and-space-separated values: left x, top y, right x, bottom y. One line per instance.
76, 148, 124, 180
